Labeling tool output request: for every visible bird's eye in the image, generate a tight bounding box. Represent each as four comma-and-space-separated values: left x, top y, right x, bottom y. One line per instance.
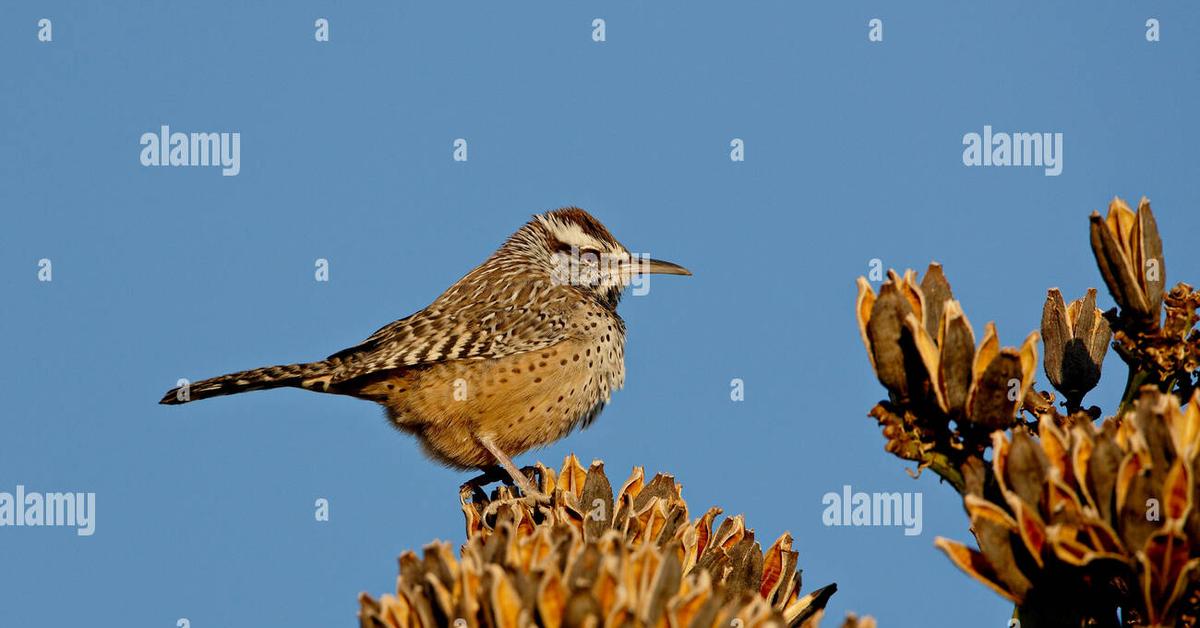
578, 247, 602, 263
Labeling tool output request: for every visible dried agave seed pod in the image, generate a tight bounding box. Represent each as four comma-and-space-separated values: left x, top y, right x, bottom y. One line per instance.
1089, 197, 1166, 325
961, 324, 1041, 430
362, 455, 840, 628
1041, 288, 1112, 409
935, 390, 1200, 626
856, 272, 925, 404
858, 263, 1039, 431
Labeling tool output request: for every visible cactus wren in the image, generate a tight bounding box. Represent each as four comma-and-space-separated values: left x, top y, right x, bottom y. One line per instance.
160, 207, 690, 498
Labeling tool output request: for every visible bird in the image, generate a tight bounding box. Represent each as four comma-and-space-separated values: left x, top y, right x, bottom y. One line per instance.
159, 207, 690, 500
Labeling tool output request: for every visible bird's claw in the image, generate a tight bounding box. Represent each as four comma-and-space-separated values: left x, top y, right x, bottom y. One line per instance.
481, 490, 552, 519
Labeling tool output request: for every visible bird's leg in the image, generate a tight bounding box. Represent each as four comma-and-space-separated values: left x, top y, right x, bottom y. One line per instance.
476, 435, 549, 503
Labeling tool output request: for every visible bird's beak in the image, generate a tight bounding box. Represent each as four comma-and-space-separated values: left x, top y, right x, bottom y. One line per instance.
638, 257, 692, 276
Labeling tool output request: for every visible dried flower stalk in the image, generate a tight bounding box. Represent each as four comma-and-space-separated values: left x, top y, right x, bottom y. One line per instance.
856, 196, 1200, 626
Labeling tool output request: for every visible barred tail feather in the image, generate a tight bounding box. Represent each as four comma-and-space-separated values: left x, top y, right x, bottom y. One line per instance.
158, 360, 335, 405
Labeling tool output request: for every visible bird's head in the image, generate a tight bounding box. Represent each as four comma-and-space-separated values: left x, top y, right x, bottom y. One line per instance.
500, 207, 691, 308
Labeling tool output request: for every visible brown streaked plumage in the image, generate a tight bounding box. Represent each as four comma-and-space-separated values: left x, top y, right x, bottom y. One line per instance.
159, 207, 690, 497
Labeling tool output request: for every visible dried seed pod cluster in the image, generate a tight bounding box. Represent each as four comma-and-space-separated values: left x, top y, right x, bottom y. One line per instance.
1090, 197, 1200, 399
359, 455, 839, 628
1040, 288, 1112, 412
1090, 197, 1166, 325
856, 263, 1039, 484
855, 198, 1200, 623
936, 388, 1200, 626
856, 264, 1039, 430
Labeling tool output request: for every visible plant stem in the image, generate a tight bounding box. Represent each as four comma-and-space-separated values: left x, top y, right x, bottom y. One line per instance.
1116, 368, 1154, 419
923, 450, 965, 494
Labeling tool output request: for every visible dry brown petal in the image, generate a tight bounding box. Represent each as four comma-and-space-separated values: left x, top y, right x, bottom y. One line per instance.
904, 312, 944, 410
643, 543, 683, 623
1163, 460, 1192, 525
965, 494, 1018, 530
1011, 499, 1047, 568
774, 544, 801, 608
1136, 197, 1166, 320
855, 277, 877, 370
966, 350, 1024, 428
380, 593, 411, 628
693, 507, 722, 562
1117, 451, 1159, 553
1037, 419, 1070, 479
403, 579, 438, 628
628, 498, 670, 547
1071, 426, 1098, 511
934, 537, 1021, 603
1018, 331, 1040, 404
1004, 429, 1049, 511
895, 269, 925, 325
1045, 478, 1089, 530
783, 583, 838, 627
970, 497, 1035, 600
1167, 390, 1200, 463
666, 570, 712, 626
1045, 524, 1126, 568
938, 301, 976, 416
759, 533, 791, 601
393, 594, 420, 628
535, 571, 566, 628
1081, 517, 1127, 556
1132, 389, 1178, 472
581, 461, 614, 541
712, 514, 747, 556
1076, 288, 1113, 369
632, 473, 684, 514
866, 279, 917, 400
1091, 209, 1144, 316
424, 571, 455, 622
920, 262, 954, 341
1139, 530, 1192, 625
1041, 289, 1071, 391
592, 557, 621, 613
1106, 196, 1137, 244
725, 535, 764, 603
1088, 424, 1124, 523
559, 454, 588, 498
973, 322, 1000, 381
601, 600, 635, 627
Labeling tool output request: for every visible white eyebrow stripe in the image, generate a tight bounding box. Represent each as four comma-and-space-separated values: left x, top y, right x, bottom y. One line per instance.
536, 215, 605, 250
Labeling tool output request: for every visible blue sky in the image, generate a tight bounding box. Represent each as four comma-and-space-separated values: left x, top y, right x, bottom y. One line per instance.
2, 1, 1198, 626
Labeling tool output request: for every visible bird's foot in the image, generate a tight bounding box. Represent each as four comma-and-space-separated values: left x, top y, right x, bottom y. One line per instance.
497, 465, 547, 503
470, 436, 552, 517
459, 465, 508, 498
482, 489, 552, 519
510, 465, 544, 493
459, 465, 544, 497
